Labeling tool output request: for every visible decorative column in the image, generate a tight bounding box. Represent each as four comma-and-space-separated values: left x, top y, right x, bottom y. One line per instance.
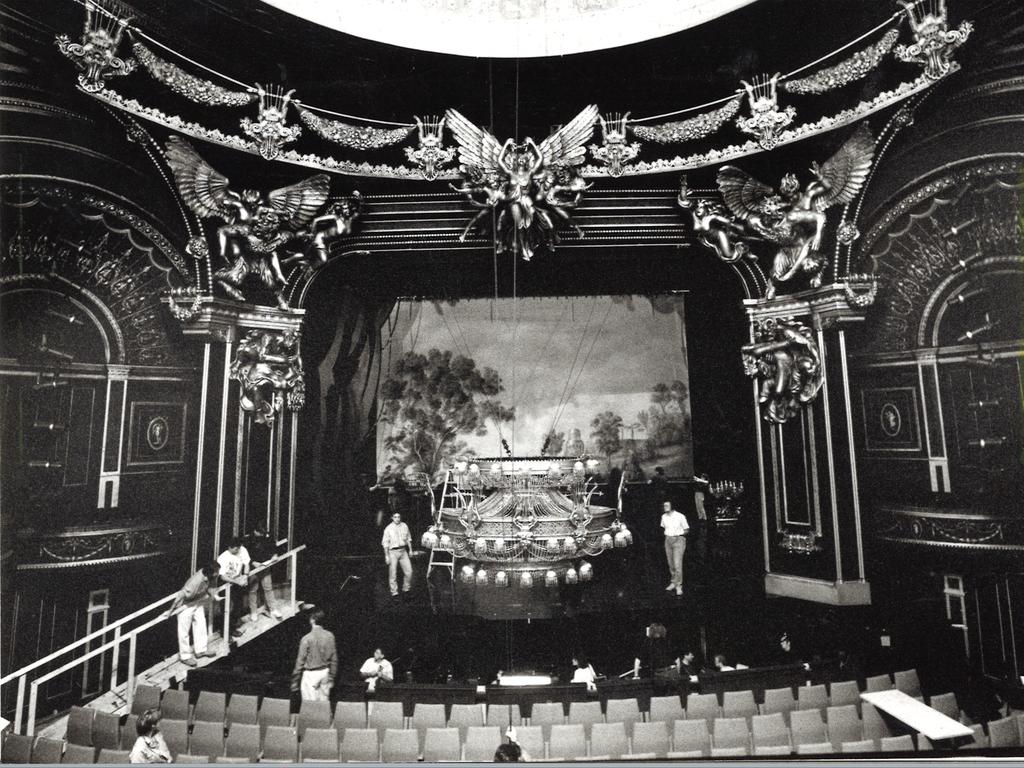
166, 296, 304, 570
743, 280, 876, 605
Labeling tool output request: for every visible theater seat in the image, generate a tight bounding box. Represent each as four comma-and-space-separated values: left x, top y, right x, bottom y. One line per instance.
548, 724, 586, 761
447, 703, 483, 740
751, 712, 790, 749
796, 741, 834, 754
790, 709, 827, 746
188, 721, 226, 759
755, 744, 791, 755
604, 698, 641, 737
840, 739, 877, 753
67, 705, 95, 747
865, 673, 894, 692
760, 687, 797, 722
630, 721, 670, 758
530, 702, 565, 740
29, 737, 63, 764
224, 723, 261, 761
797, 684, 828, 713
590, 722, 627, 760
685, 693, 721, 722
989, 715, 1021, 748
340, 729, 379, 762
262, 725, 299, 762
368, 701, 404, 736
259, 696, 293, 737
96, 749, 130, 764
648, 695, 685, 724
1, 733, 34, 764
567, 701, 603, 739
722, 690, 758, 720
710, 745, 749, 757
161, 688, 191, 722
61, 744, 96, 764
672, 719, 709, 757
159, 718, 189, 758
120, 716, 139, 751
928, 692, 961, 722
894, 669, 922, 697
512, 725, 545, 761
828, 680, 861, 711
381, 728, 419, 762
225, 694, 258, 726
879, 734, 914, 751
193, 692, 227, 725
712, 717, 750, 750
130, 684, 161, 717
421, 727, 461, 762
300, 728, 339, 762
297, 700, 333, 737
92, 711, 121, 752
826, 704, 863, 749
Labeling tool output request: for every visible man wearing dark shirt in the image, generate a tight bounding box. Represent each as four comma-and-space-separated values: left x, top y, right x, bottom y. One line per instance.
246, 521, 282, 621
292, 609, 338, 701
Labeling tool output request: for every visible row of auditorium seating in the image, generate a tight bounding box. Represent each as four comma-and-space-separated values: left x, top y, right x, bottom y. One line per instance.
6, 711, 1024, 763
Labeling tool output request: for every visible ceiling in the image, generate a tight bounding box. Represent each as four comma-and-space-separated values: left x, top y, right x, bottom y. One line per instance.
257, 0, 757, 58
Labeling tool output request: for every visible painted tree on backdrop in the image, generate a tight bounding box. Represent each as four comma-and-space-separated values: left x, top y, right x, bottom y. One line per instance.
637, 380, 689, 458
380, 348, 515, 481
590, 411, 624, 471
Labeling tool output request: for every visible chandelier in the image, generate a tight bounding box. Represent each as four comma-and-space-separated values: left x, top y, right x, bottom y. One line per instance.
421, 457, 631, 588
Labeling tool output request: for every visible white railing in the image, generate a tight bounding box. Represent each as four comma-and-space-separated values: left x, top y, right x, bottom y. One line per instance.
0, 544, 305, 736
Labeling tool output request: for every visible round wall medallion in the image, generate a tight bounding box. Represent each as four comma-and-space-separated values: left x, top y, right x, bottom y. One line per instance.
146, 416, 170, 451
880, 402, 902, 437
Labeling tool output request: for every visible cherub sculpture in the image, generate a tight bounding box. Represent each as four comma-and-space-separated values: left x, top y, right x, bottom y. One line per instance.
741, 318, 822, 424
230, 329, 304, 424
281, 192, 363, 271
445, 105, 599, 261
165, 137, 330, 309
678, 179, 751, 264
717, 124, 875, 298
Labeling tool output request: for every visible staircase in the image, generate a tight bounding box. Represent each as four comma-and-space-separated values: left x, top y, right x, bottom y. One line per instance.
1, 545, 306, 740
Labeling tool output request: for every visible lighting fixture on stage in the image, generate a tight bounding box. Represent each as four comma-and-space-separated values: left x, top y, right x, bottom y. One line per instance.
423, 456, 631, 587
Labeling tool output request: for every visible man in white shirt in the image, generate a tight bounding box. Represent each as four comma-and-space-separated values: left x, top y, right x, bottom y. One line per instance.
660, 501, 689, 595
217, 537, 251, 639
359, 647, 394, 692
382, 512, 413, 597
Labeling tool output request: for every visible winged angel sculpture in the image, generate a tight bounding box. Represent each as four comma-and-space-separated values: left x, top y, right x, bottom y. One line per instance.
445, 105, 599, 261
717, 125, 875, 298
165, 137, 358, 309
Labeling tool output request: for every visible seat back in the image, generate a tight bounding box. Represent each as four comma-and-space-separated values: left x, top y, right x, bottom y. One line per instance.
194, 691, 227, 726
96, 748, 130, 763
797, 684, 828, 712
421, 727, 460, 762
447, 703, 483, 740
512, 725, 544, 761
29, 738, 63, 764
710, 745, 748, 757
224, 694, 258, 726
333, 701, 367, 735
410, 703, 446, 747
959, 724, 988, 750
893, 669, 921, 696
485, 704, 517, 728
262, 725, 298, 762
259, 696, 292, 736
92, 711, 121, 751
828, 680, 861, 711
529, 701, 565, 739
2, 733, 34, 764
860, 702, 892, 741
297, 699, 333, 737
879, 734, 914, 751
174, 756, 211, 764
225, 723, 261, 760
340, 728, 379, 762
722, 690, 758, 720
301, 727, 339, 762
840, 739, 876, 753
630, 721, 669, 758
160, 718, 189, 757
380, 728, 418, 762
685, 693, 721, 721
648, 695, 685, 724
989, 715, 1021, 748
751, 712, 789, 748
754, 744, 791, 755
826, 704, 863, 748
928, 692, 959, 721
590, 722, 627, 760
120, 716, 138, 751
161, 688, 191, 722
795, 741, 833, 754
548, 724, 586, 761
130, 684, 161, 717
368, 701, 404, 735
672, 718, 709, 755
188, 721, 225, 758
463, 726, 501, 763
712, 717, 750, 750
567, 700, 603, 738
61, 744, 95, 764
865, 673, 893, 692
604, 698, 641, 736
67, 705, 95, 747
761, 687, 797, 719
789, 709, 827, 745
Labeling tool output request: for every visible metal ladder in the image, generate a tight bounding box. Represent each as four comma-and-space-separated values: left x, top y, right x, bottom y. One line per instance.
426, 469, 458, 577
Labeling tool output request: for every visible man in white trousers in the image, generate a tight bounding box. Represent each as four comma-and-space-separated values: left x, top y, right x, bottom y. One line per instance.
660, 500, 690, 595
381, 511, 413, 597
165, 562, 221, 666
291, 609, 337, 701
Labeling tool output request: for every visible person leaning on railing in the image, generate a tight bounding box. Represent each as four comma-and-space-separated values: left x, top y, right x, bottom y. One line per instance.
164, 562, 222, 667
246, 521, 283, 621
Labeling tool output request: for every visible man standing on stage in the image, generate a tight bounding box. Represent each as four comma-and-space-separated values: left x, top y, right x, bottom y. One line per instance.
660, 500, 689, 595
164, 562, 220, 667
246, 521, 283, 621
382, 511, 413, 597
217, 537, 251, 639
291, 609, 337, 701
360, 647, 394, 692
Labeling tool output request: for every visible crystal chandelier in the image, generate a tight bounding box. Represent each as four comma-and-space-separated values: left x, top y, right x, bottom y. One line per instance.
422, 457, 631, 588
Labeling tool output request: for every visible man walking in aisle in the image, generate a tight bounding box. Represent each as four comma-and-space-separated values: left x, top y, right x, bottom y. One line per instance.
660, 500, 689, 595
291, 609, 337, 701
382, 511, 413, 597
165, 562, 220, 666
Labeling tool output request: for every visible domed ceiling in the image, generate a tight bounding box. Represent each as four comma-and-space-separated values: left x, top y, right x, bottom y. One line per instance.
258, 0, 757, 57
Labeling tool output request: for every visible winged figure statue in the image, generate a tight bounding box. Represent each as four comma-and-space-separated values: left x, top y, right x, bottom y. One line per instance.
716, 124, 875, 298
164, 137, 331, 309
445, 105, 599, 261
